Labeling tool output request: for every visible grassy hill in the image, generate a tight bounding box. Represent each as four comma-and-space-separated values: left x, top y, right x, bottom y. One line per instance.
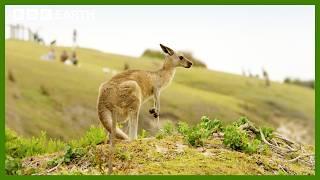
5, 40, 315, 144
5, 117, 314, 175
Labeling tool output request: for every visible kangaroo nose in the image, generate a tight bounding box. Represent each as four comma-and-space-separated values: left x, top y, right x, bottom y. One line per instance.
186, 62, 193, 68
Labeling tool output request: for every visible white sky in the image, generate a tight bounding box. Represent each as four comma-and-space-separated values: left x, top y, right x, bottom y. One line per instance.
5, 5, 315, 81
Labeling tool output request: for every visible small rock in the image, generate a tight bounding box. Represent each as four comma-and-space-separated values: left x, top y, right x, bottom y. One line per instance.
212, 132, 224, 138
175, 143, 187, 153
155, 145, 168, 154
196, 147, 206, 152
202, 151, 214, 157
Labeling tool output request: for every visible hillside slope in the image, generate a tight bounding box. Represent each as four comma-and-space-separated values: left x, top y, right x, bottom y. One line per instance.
18, 137, 315, 175
5, 40, 315, 143
5, 117, 315, 175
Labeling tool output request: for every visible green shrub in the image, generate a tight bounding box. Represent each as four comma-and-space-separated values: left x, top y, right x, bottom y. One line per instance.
138, 129, 148, 139
177, 121, 190, 135
5, 128, 65, 159
47, 157, 63, 169
233, 116, 249, 127
163, 121, 175, 135
116, 148, 132, 161
5, 155, 22, 175
5, 126, 105, 160
179, 116, 222, 147
70, 126, 106, 148
4, 126, 121, 175
5, 129, 65, 175
199, 116, 222, 132
258, 127, 274, 141
156, 121, 175, 139
63, 145, 86, 164
223, 117, 271, 154
155, 132, 165, 140
223, 125, 249, 151
245, 139, 262, 154
47, 145, 86, 168
184, 127, 207, 147
223, 125, 263, 154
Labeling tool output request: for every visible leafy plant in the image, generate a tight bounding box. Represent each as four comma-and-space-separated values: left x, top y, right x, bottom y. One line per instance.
47, 157, 63, 169
163, 121, 175, 135
245, 139, 262, 154
223, 117, 271, 154
63, 145, 86, 164
70, 126, 106, 148
5, 155, 22, 175
177, 121, 190, 135
258, 127, 274, 141
178, 116, 222, 147
156, 121, 175, 139
5, 126, 104, 167
116, 148, 132, 161
223, 125, 249, 151
5, 128, 65, 159
155, 132, 165, 140
199, 116, 222, 133
233, 116, 249, 127
47, 145, 86, 168
184, 127, 207, 147
138, 129, 148, 139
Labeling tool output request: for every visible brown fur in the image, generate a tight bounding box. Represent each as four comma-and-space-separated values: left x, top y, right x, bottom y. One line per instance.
96, 44, 192, 174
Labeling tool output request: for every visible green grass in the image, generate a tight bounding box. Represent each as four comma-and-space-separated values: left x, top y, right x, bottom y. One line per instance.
5, 40, 315, 144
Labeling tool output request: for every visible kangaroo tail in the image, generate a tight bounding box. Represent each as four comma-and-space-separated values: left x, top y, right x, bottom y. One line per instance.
108, 111, 118, 175
98, 107, 129, 140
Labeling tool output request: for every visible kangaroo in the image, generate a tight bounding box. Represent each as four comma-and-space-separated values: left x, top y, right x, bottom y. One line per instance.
96, 44, 192, 174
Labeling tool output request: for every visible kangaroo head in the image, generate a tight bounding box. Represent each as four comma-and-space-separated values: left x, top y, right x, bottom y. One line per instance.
160, 44, 193, 68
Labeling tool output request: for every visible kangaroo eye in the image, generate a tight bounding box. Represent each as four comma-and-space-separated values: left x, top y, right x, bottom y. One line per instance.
179, 56, 184, 60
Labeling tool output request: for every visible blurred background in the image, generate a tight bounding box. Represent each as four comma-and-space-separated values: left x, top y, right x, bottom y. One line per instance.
5, 5, 315, 144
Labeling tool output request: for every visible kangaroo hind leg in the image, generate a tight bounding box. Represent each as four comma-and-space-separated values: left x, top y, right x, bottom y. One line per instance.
119, 80, 141, 141
128, 109, 140, 141
108, 110, 120, 175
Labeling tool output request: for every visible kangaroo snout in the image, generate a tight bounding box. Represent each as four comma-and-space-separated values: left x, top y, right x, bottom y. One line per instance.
185, 61, 193, 68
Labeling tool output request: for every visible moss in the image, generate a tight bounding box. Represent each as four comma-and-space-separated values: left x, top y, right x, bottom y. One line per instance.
16, 133, 314, 175
5, 117, 312, 175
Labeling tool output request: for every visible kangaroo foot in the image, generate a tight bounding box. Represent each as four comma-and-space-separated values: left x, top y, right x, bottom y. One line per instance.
153, 113, 159, 118
149, 108, 156, 114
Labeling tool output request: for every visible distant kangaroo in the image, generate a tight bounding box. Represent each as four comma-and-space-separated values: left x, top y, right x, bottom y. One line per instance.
96, 44, 192, 173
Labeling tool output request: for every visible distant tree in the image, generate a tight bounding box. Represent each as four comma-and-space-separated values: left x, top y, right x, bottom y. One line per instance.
181, 51, 207, 68
283, 77, 291, 84
124, 63, 130, 70
283, 77, 314, 89
141, 49, 164, 59
262, 68, 270, 87
241, 68, 246, 77
8, 70, 15, 83
248, 70, 253, 78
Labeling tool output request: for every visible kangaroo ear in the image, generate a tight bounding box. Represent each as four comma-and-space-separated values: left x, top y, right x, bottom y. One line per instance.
160, 44, 174, 56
